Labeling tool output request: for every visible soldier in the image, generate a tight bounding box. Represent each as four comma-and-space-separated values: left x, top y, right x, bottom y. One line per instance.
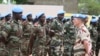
50, 10, 65, 56
5, 13, 11, 22
63, 17, 76, 56
0, 14, 8, 56
20, 13, 34, 56
72, 14, 92, 56
0, 6, 23, 56
0, 14, 5, 30
21, 15, 27, 22
0, 32, 9, 56
46, 16, 52, 24
96, 17, 100, 56
27, 13, 33, 22
28, 12, 47, 56
89, 18, 98, 55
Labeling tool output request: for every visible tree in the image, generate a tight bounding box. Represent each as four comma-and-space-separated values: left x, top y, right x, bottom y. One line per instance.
78, 0, 100, 15
0, 0, 2, 3
14, 0, 28, 4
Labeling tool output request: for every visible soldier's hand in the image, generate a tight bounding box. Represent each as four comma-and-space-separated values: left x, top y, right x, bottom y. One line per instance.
29, 54, 32, 56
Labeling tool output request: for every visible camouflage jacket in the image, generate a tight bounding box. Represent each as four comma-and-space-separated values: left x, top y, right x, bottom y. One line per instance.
0, 19, 23, 49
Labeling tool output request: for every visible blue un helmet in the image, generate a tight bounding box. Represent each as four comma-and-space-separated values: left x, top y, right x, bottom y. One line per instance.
0, 14, 5, 20
5, 13, 11, 17
26, 12, 32, 17
57, 10, 65, 15
36, 12, 45, 20
12, 6, 23, 13
91, 18, 98, 23
22, 15, 27, 20
46, 16, 53, 20
72, 14, 87, 20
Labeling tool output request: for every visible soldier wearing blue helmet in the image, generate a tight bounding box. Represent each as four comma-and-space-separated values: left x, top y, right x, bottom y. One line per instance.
21, 13, 34, 56
0, 14, 9, 56
96, 16, 100, 56
5, 13, 11, 22
89, 18, 98, 55
22, 15, 27, 21
0, 14, 5, 26
49, 10, 66, 56
72, 14, 92, 56
12, 6, 23, 20
26, 13, 33, 23
0, 6, 24, 56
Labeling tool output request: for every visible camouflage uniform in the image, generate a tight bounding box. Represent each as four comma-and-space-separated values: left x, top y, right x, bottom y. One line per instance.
0, 39, 9, 56
50, 19, 64, 56
1, 20, 23, 56
63, 21, 76, 56
20, 21, 34, 56
73, 24, 92, 56
0, 20, 10, 56
44, 22, 52, 56
0, 20, 5, 30
89, 25, 98, 52
96, 20, 100, 56
32, 22, 47, 56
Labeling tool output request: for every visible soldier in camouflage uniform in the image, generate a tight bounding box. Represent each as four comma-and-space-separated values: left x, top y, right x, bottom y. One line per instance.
0, 14, 5, 30
0, 13, 11, 56
28, 12, 47, 56
0, 17, 9, 56
20, 13, 34, 56
21, 15, 27, 22
50, 10, 65, 56
89, 19, 98, 55
96, 17, 100, 56
0, 6, 23, 56
5, 13, 11, 22
0, 14, 8, 56
63, 18, 76, 56
45, 16, 54, 56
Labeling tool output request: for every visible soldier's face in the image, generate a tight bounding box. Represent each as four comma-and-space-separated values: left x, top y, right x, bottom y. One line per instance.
6, 16, 11, 21
72, 18, 81, 26
40, 15, 45, 22
58, 14, 64, 20
13, 12, 22, 20
27, 15, 32, 20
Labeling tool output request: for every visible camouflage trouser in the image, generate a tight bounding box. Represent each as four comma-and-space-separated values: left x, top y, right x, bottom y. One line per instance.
92, 42, 96, 51
8, 48, 21, 56
50, 45, 63, 56
0, 48, 9, 56
20, 38, 30, 56
50, 37, 63, 56
63, 44, 73, 56
32, 45, 46, 56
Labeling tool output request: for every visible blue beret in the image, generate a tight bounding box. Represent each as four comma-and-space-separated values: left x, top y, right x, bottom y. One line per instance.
72, 14, 87, 19
22, 15, 26, 20
36, 12, 44, 19
57, 10, 65, 14
26, 12, 32, 16
5, 13, 11, 17
91, 19, 98, 22
46, 16, 53, 20
0, 14, 5, 18
12, 6, 23, 13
